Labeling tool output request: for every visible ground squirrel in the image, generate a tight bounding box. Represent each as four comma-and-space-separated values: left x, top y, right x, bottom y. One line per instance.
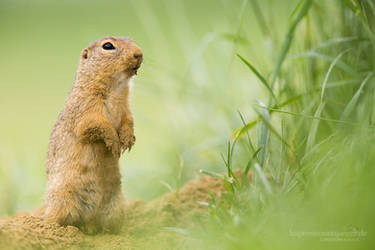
43, 36, 143, 233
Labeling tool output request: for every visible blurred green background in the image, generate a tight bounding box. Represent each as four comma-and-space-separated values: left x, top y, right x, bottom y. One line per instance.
0, 0, 284, 214
1, 0, 375, 249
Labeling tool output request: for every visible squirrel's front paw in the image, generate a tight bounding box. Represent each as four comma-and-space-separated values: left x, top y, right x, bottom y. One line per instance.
104, 137, 121, 158
119, 129, 136, 152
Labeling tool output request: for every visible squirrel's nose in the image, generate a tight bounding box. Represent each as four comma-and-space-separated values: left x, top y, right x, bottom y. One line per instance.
133, 52, 142, 59
133, 51, 143, 64
128, 45, 143, 70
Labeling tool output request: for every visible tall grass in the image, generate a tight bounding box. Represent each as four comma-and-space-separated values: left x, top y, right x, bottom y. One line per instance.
193, 0, 375, 249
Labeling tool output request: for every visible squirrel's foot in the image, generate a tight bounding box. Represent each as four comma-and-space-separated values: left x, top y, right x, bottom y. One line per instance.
104, 136, 121, 158
119, 129, 135, 152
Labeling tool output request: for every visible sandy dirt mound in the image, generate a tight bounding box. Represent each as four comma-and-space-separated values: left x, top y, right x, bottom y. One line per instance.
0, 174, 229, 249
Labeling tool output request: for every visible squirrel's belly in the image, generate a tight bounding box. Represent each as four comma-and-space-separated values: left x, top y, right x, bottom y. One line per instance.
105, 86, 129, 130
48, 138, 118, 177
46, 141, 120, 206
79, 142, 121, 183
104, 103, 123, 130
80, 142, 117, 166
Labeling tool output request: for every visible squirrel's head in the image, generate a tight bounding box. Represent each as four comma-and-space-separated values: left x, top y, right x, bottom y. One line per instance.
79, 36, 143, 80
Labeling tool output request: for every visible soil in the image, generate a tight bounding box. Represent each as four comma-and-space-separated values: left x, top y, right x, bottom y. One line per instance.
0, 173, 233, 249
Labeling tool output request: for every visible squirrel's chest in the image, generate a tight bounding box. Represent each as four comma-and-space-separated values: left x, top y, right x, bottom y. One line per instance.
104, 82, 131, 130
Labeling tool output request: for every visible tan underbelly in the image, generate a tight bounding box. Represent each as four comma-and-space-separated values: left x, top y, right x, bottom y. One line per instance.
104, 98, 126, 130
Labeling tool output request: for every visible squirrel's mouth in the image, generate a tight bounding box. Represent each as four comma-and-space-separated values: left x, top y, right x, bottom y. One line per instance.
127, 63, 142, 76
132, 66, 139, 75
125, 57, 142, 76
122, 64, 138, 74
124, 66, 139, 76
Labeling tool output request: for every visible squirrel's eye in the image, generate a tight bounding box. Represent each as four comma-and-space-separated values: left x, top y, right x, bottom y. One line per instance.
102, 42, 115, 50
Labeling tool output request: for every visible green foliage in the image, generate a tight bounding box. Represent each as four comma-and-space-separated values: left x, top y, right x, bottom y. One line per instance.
194, 0, 375, 249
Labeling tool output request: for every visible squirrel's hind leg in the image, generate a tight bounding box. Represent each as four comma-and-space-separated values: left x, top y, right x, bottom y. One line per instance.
44, 183, 100, 232
99, 190, 125, 234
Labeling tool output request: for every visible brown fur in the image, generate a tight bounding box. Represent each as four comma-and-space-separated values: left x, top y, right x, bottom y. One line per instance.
42, 36, 143, 234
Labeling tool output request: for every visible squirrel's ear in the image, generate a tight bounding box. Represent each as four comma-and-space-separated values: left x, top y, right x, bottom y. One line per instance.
81, 49, 88, 59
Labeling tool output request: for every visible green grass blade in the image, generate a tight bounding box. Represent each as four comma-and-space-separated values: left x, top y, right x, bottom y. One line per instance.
315, 37, 358, 50
306, 102, 325, 152
164, 227, 190, 235
254, 163, 272, 193
231, 0, 248, 60
237, 54, 278, 102
233, 93, 307, 140
265, 107, 375, 128
233, 120, 258, 141
249, 0, 272, 38
227, 141, 231, 177
291, 50, 360, 77
238, 111, 256, 152
257, 102, 270, 166
270, 0, 313, 89
320, 49, 350, 100
244, 147, 262, 176
160, 180, 174, 192
254, 104, 291, 148
199, 169, 223, 178
341, 73, 373, 120
288, 0, 304, 22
